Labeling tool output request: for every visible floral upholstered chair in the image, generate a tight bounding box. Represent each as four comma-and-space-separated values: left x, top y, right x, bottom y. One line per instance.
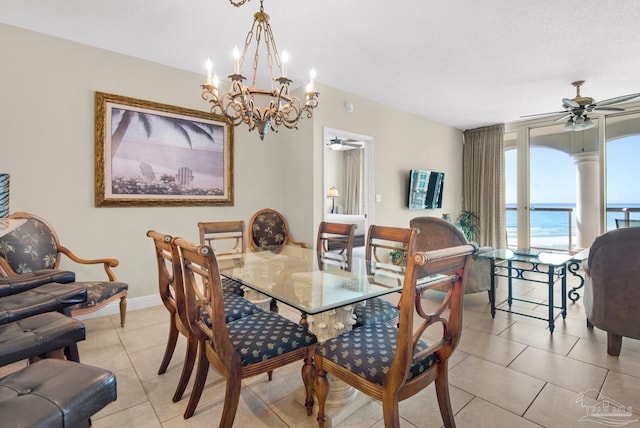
315, 244, 478, 428
247, 208, 307, 252
0, 212, 128, 327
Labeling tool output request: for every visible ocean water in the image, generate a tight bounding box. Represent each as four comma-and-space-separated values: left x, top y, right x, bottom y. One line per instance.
506, 203, 640, 250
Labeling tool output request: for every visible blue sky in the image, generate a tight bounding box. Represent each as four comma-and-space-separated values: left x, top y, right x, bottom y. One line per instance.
505, 134, 640, 204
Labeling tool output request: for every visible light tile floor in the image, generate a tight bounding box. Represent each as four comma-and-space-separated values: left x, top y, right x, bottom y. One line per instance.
27, 270, 640, 427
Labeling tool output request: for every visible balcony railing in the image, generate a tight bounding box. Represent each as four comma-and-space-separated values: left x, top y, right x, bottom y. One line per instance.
506, 206, 640, 252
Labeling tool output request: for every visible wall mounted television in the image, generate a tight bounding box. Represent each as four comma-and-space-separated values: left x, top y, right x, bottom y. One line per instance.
408, 169, 444, 209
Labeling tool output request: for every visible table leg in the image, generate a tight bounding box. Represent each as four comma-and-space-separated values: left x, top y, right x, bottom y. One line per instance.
490, 259, 496, 318
548, 266, 555, 333
567, 260, 585, 302
507, 260, 513, 307
561, 266, 567, 319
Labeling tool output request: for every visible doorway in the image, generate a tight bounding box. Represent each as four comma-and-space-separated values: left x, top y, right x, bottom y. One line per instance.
322, 127, 374, 248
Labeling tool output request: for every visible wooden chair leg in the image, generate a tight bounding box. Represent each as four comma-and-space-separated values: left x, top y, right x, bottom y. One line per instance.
184, 343, 209, 419
64, 343, 80, 362
119, 296, 127, 327
220, 372, 242, 428
302, 349, 315, 415
172, 336, 198, 402
607, 332, 623, 356
382, 395, 401, 428
158, 319, 179, 375
435, 364, 456, 428
315, 367, 329, 428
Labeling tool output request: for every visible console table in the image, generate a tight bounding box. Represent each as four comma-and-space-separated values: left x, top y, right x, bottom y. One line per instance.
479, 249, 574, 333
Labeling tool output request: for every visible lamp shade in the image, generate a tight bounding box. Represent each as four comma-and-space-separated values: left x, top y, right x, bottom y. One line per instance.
328, 187, 339, 197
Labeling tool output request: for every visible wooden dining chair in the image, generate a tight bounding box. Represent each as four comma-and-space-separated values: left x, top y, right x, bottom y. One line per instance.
0, 212, 128, 326
147, 230, 263, 407
198, 220, 246, 296
172, 237, 317, 424
352, 225, 418, 327
315, 243, 479, 428
247, 208, 307, 251
316, 221, 356, 271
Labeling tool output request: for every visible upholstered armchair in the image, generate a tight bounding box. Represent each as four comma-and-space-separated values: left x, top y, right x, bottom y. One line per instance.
0, 212, 128, 326
584, 227, 640, 356
410, 216, 493, 296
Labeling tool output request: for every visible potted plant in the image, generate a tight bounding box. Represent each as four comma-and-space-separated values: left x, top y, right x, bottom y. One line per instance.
455, 210, 479, 242
389, 249, 407, 266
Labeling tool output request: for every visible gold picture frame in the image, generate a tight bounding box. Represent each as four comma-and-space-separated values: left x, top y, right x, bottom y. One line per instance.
95, 92, 233, 207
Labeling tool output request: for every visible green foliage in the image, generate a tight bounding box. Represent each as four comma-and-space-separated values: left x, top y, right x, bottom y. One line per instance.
455, 210, 480, 242
389, 249, 406, 266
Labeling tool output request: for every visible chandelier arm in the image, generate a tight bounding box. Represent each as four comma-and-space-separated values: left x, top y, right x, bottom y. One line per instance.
229, 0, 251, 7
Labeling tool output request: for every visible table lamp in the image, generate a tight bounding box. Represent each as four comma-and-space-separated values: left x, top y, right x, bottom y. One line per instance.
328, 186, 339, 214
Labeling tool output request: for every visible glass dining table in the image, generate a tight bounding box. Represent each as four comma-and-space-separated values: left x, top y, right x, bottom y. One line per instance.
217, 244, 406, 341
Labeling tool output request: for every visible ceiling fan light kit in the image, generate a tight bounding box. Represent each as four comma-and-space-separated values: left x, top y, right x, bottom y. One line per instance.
523, 80, 640, 132
200, 0, 319, 140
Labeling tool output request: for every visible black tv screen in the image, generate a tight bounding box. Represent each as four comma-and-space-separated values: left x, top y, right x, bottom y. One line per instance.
408, 169, 444, 209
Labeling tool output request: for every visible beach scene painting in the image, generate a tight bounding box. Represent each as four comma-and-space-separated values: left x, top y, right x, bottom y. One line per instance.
95, 92, 233, 207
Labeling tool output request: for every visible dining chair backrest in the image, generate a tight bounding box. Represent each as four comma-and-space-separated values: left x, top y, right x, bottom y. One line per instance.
198, 220, 246, 259
247, 208, 307, 251
365, 224, 418, 275
316, 221, 356, 271
615, 218, 640, 228
314, 243, 479, 428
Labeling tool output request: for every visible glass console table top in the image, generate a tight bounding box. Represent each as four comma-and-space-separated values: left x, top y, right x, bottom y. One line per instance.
478, 248, 573, 266
218, 245, 406, 315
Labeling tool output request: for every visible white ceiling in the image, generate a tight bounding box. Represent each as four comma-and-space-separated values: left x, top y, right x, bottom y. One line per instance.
3, 0, 640, 130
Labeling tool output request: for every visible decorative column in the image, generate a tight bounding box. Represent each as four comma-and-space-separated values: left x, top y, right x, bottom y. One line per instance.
573, 152, 599, 249
0, 174, 9, 218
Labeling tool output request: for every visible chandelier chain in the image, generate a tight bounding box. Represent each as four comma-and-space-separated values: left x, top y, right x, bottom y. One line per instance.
229, 0, 251, 7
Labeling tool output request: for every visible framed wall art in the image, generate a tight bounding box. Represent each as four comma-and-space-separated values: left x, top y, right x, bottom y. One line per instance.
95, 92, 233, 207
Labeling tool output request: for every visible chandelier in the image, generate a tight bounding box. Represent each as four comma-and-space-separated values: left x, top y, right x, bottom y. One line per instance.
200, 0, 319, 140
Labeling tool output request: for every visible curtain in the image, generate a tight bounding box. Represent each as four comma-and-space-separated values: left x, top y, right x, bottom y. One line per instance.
343, 149, 363, 214
462, 124, 506, 248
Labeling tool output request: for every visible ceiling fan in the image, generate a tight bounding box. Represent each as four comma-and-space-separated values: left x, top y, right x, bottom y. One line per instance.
327, 137, 363, 150
522, 80, 640, 131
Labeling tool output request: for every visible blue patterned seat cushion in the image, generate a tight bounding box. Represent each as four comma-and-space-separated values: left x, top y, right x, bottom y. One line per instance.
200, 294, 263, 324
70, 281, 128, 311
315, 322, 438, 385
221, 276, 244, 297
226, 311, 317, 366
353, 297, 399, 327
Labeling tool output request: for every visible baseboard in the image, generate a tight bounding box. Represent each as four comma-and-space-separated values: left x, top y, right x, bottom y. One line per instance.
73, 294, 162, 321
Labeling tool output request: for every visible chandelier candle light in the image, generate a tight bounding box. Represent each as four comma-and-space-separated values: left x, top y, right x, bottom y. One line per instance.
201, 0, 319, 140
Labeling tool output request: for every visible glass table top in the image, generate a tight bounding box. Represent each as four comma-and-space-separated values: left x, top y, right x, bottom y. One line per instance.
478, 248, 574, 266
218, 245, 407, 315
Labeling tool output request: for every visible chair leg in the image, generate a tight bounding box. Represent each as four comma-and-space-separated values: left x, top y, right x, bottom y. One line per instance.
158, 318, 179, 375
119, 296, 127, 327
381, 393, 401, 428
64, 343, 81, 363
302, 349, 315, 416
172, 335, 198, 402
315, 367, 329, 428
183, 342, 209, 419
435, 363, 456, 428
586, 319, 593, 329
607, 332, 623, 356
219, 372, 242, 428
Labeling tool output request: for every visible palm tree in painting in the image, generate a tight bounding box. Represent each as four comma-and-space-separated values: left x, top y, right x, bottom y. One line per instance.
110, 109, 219, 158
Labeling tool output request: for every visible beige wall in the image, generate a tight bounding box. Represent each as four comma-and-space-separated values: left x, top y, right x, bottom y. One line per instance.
0, 24, 463, 315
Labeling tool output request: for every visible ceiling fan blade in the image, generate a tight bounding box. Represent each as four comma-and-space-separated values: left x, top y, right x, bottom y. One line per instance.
562, 98, 580, 109
554, 113, 573, 123
593, 93, 640, 107
590, 106, 625, 113
520, 111, 567, 119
